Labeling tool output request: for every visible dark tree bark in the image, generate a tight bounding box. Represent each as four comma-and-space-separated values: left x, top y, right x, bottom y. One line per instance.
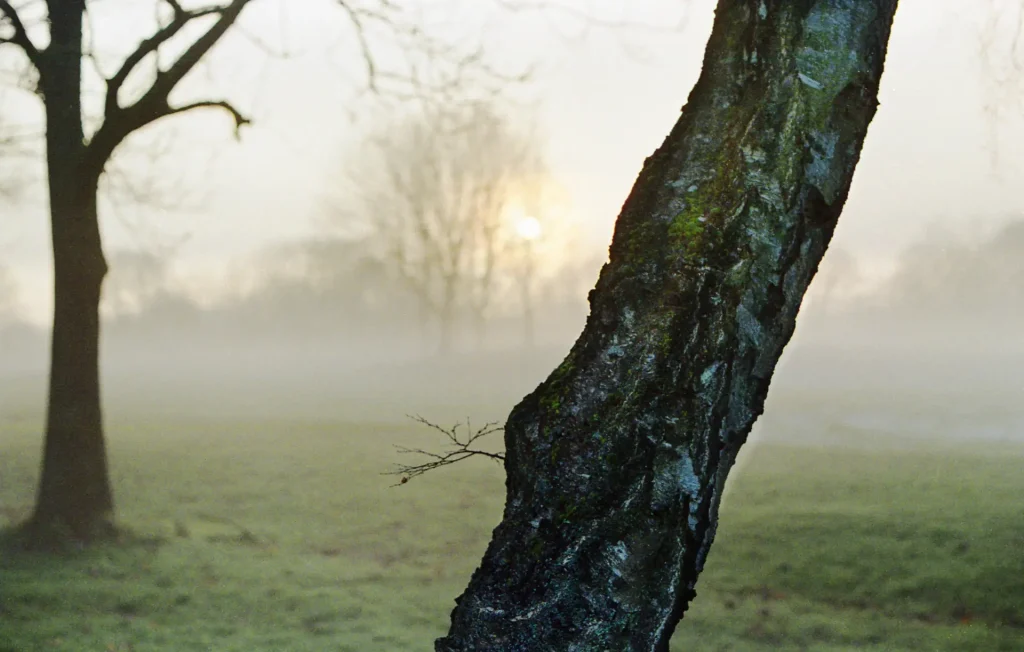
28, 1, 115, 542
438, 1, 898, 650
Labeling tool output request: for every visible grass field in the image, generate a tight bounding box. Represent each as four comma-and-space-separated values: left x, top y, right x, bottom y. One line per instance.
0, 412, 1022, 651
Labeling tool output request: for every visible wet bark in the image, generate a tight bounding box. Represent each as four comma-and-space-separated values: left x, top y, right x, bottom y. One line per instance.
27, 0, 115, 544
438, 1, 898, 650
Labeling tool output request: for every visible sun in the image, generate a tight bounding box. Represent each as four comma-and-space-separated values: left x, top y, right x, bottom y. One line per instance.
515, 215, 543, 241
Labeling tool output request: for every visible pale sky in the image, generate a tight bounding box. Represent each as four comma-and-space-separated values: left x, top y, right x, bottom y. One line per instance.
2, 0, 1023, 323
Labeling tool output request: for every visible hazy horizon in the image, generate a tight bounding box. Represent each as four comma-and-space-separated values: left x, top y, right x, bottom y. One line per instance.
3, 0, 1024, 438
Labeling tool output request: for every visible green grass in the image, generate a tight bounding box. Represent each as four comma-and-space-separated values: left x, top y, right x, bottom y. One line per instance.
0, 414, 1021, 651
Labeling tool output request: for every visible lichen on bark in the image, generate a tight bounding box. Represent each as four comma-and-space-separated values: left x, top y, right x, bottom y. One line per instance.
437, 1, 899, 650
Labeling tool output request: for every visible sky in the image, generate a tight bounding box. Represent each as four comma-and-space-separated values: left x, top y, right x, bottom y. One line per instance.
2, 0, 1024, 324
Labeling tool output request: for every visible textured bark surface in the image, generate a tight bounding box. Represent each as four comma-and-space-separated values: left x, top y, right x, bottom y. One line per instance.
438, 1, 898, 650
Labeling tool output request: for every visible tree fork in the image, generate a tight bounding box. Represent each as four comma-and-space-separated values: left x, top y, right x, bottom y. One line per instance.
438, 1, 898, 650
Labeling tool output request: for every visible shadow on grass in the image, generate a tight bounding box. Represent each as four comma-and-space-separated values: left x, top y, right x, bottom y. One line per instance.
0, 521, 166, 557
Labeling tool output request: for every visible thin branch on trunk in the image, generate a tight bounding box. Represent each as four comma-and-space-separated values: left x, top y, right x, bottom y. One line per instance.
336, 0, 379, 91
165, 99, 251, 138
87, 0, 253, 170
388, 415, 505, 485
103, 2, 225, 116
141, 0, 249, 104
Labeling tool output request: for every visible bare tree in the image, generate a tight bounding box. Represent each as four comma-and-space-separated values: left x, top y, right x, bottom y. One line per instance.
348, 99, 546, 354
0, 0, 555, 545
976, 0, 1024, 167
502, 175, 574, 347
426, 1, 900, 649
0, 0, 266, 545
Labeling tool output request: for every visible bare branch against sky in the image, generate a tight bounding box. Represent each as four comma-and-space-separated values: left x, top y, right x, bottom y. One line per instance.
0, 0, 43, 69
0, 0, 258, 216
976, 0, 1024, 166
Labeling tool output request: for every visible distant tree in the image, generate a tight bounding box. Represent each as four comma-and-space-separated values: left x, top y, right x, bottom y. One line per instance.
346, 100, 546, 354
979, 0, 1024, 159
420, 2, 900, 649
502, 176, 569, 348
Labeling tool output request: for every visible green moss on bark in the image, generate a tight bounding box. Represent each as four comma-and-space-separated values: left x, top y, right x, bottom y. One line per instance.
438, 2, 899, 650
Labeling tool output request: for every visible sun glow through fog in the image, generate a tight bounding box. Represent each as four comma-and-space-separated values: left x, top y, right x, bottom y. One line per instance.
515, 215, 542, 241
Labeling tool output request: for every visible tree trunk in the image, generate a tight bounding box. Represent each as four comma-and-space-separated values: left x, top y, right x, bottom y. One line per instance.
437, 1, 898, 650
28, 0, 115, 545
31, 188, 113, 543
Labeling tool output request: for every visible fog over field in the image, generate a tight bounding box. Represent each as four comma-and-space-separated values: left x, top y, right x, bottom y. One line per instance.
3, 218, 1024, 446
2, 2, 1024, 650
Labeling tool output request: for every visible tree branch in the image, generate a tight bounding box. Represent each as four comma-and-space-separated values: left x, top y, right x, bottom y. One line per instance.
165, 99, 251, 138
104, 1, 228, 117
336, 0, 379, 92
0, 0, 42, 67
142, 0, 251, 108
387, 415, 505, 486
87, 0, 253, 172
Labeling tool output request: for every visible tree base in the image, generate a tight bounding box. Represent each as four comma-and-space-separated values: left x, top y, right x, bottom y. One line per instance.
8, 513, 120, 554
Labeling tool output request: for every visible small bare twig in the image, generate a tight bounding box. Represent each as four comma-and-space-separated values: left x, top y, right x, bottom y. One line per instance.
85, 0, 255, 172
977, 0, 1024, 172
387, 415, 505, 486
166, 99, 252, 138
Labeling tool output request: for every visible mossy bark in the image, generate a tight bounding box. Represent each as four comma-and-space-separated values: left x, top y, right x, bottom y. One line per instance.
438, 1, 898, 650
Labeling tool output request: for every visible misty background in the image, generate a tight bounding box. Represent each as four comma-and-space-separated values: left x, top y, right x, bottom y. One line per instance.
2, 0, 1023, 443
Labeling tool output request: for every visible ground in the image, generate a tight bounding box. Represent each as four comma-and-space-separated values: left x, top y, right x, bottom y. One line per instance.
0, 410, 1021, 651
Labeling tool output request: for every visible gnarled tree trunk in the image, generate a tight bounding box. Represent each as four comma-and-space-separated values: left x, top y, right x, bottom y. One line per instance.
438, 1, 898, 650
